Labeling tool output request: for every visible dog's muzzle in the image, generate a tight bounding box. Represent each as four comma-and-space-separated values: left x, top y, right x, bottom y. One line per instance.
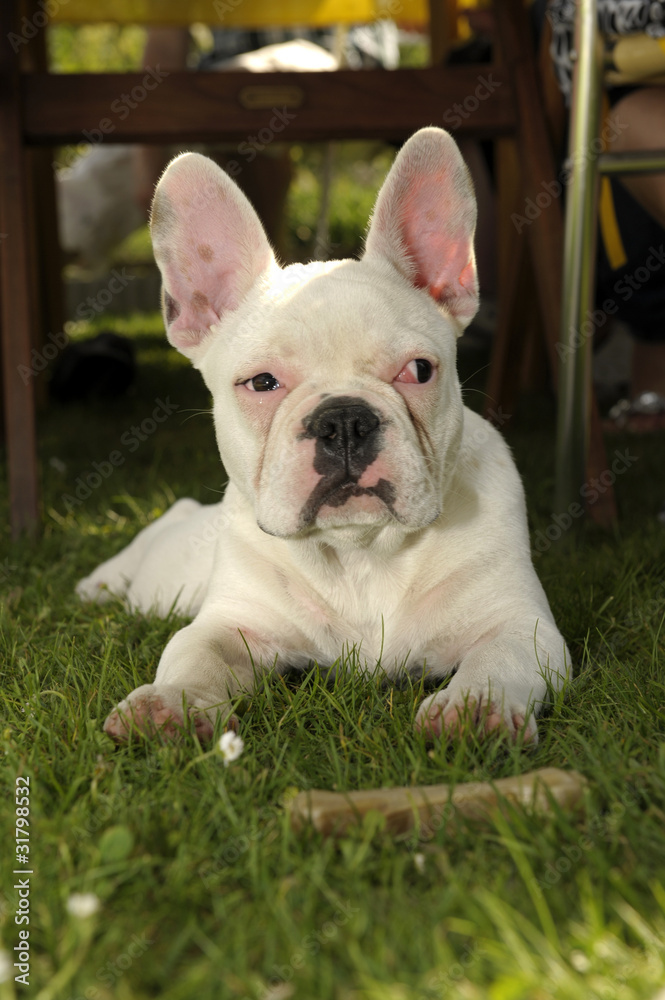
307, 397, 380, 474
298, 396, 397, 526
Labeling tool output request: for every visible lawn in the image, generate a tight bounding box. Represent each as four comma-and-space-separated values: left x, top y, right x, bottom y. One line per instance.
2, 16, 662, 999
1, 303, 664, 1000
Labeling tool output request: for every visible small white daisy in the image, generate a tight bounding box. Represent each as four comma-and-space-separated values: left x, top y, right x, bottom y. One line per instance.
569, 950, 591, 972
66, 892, 101, 919
218, 730, 244, 766
0, 950, 12, 983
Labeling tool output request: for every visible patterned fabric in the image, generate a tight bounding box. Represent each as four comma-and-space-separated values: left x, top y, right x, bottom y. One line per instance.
541, 2, 665, 342
547, 0, 665, 101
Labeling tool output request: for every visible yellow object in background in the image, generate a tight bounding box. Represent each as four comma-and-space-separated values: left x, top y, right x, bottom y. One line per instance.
49, 0, 428, 27
599, 175, 628, 270
606, 34, 665, 84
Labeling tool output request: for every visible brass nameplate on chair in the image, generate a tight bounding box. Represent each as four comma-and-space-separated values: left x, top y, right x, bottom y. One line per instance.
238, 85, 305, 110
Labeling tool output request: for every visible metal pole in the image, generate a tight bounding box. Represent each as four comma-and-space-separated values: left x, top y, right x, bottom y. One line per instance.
598, 149, 665, 175
554, 0, 604, 519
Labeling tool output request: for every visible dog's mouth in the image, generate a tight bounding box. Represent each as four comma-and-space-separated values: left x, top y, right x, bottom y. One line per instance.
298, 472, 399, 529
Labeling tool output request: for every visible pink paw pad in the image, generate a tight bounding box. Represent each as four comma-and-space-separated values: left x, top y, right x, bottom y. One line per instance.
416, 697, 537, 744
103, 694, 181, 742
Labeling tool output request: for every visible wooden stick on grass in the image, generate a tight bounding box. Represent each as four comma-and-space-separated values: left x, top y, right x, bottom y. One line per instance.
287, 767, 589, 838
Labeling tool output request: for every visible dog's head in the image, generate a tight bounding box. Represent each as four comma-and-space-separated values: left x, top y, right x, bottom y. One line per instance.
150, 128, 478, 541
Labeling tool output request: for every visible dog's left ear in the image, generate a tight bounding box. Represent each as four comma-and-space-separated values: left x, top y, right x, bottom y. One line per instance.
363, 127, 478, 331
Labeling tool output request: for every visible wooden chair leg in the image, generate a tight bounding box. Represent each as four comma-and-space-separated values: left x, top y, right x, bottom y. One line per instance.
26, 12, 66, 409
0, 4, 40, 538
486, 134, 545, 417
29, 149, 68, 345
484, 222, 529, 419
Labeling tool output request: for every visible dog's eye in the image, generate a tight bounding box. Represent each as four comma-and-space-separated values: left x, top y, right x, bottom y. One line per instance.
244, 373, 281, 392
395, 359, 434, 384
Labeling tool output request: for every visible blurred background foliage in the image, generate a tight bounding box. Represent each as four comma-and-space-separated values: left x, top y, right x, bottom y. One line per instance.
48, 23, 147, 72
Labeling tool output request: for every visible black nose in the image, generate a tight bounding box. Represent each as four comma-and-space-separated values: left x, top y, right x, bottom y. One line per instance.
311, 402, 379, 445
305, 397, 382, 477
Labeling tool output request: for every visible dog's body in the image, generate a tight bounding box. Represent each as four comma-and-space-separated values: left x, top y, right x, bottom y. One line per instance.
78, 128, 570, 743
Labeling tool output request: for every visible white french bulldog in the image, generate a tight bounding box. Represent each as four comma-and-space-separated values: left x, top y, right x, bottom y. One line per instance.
77, 127, 570, 744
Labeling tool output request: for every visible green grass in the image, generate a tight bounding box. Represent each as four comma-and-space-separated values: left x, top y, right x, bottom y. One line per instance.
1, 315, 665, 1000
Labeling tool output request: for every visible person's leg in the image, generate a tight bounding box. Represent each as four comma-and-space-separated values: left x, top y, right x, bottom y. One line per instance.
603, 87, 665, 427
606, 87, 665, 229
631, 340, 665, 397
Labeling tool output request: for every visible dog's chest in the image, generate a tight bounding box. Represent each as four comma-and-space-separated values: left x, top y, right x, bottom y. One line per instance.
278, 553, 394, 650
278, 548, 462, 673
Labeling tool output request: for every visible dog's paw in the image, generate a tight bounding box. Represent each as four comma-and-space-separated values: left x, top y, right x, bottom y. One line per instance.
414, 689, 538, 744
103, 684, 235, 744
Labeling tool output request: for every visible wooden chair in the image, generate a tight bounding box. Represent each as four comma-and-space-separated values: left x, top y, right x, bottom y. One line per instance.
0, 0, 563, 537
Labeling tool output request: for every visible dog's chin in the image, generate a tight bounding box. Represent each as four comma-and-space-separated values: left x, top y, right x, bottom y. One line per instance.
313, 501, 400, 533
256, 489, 396, 538
256, 491, 442, 542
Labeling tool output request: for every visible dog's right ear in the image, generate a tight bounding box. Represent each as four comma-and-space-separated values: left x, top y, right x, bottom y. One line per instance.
150, 153, 275, 360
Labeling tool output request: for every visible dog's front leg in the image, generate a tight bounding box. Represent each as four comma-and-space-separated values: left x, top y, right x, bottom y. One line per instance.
414, 625, 570, 744
103, 618, 260, 743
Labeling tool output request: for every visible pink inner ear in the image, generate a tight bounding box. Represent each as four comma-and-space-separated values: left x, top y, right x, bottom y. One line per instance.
160, 250, 244, 351
364, 132, 480, 327
158, 219, 256, 350
415, 235, 477, 316
399, 173, 477, 319
151, 153, 273, 355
